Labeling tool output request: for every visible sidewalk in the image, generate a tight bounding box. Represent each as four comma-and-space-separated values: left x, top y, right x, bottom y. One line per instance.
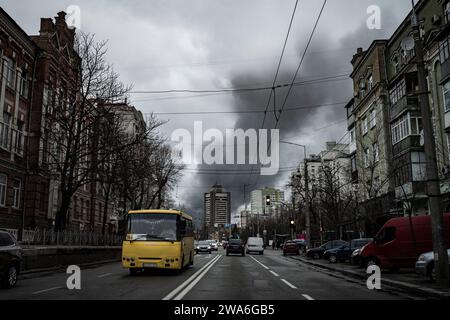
288, 255, 450, 299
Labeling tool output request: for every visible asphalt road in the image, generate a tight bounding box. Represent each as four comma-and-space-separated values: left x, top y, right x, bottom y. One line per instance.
0, 249, 413, 300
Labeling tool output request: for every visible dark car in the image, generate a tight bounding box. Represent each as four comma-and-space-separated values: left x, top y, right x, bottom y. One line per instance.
323, 238, 373, 263
283, 241, 300, 256
196, 240, 212, 254
226, 239, 245, 256
306, 240, 348, 260
0, 230, 22, 288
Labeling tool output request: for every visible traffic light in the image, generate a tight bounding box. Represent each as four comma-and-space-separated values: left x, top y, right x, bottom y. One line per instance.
266, 195, 271, 206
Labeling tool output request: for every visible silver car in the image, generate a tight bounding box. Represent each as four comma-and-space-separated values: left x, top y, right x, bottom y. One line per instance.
415, 249, 450, 281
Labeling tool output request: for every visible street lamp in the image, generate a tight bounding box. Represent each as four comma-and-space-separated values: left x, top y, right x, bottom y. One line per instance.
280, 141, 310, 248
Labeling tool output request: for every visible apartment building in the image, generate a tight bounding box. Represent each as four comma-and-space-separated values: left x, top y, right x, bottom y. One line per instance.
0, 9, 118, 235
204, 184, 231, 230
345, 0, 450, 229
0, 8, 37, 233
250, 187, 285, 217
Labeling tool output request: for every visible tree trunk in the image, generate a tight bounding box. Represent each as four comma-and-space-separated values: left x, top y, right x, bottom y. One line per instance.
102, 183, 111, 235
55, 194, 71, 232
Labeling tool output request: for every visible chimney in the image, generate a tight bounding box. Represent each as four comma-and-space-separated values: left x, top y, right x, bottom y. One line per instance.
55, 11, 67, 26
39, 18, 54, 35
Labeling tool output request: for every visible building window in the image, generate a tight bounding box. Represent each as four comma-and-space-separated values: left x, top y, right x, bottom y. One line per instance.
373, 143, 379, 163
367, 74, 374, 91
13, 122, 24, 156
392, 114, 410, 144
411, 152, 426, 182
364, 148, 370, 168
359, 80, 366, 97
440, 36, 450, 64
444, 81, 450, 112
3, 58, 15, 89
19, 70, 29, 98
351, 155, 357, 173
13, 179, 22, 209
0, 174, 6, 207
393, 55, 400, 74
445, 2, 450, 24
389, 79, 406, 105
369, 109, 377, 128
391, 113, 422, 145
0, 112, 11, 150
362, 117, 368, 135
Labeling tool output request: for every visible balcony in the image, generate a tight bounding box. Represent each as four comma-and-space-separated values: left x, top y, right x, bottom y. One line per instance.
390, 96, 419, 121
392, 135, 421, 157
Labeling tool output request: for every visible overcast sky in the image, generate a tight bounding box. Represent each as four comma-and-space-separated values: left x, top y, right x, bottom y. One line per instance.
3, 0, 414, 224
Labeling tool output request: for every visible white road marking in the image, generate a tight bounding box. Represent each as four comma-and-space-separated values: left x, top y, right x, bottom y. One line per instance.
249, 256, 270, 270
32, 286, 63, 295
281, 279, 298, 289
162, 254, 221, 300
98, 273, 113, 278
173, 255, 222, 300
270, 270, 280, 277
302, 294, 315, 300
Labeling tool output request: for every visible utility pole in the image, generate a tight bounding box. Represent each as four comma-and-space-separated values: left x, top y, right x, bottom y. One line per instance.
304, 156, 310, 248
411, 0, 450, 286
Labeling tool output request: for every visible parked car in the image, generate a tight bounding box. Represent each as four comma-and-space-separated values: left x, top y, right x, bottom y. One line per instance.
283, 241, 300, 256
196, 240, 212, 254
306, 240, 348, 260
207, 240, 218, 251
226, 239, 245, 256
324, 238, 373, 263
415, 249, 450, 281
246, 237, 264, 255
0, 230, 22, 288
360, 213, 450, 271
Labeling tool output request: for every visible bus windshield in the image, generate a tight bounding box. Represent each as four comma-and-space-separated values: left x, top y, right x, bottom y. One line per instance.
127, 214, 178, 241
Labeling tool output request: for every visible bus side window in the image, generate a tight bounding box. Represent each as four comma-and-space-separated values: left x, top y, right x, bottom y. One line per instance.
180, 219, 187, 236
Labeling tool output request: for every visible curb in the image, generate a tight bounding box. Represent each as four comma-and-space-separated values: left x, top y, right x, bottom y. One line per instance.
289, 256, 450, 300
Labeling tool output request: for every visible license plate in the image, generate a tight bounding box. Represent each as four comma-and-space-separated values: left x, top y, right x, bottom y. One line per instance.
143, 263, 157, 268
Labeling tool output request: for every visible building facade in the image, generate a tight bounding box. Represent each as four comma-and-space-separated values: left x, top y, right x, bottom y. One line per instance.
0, 9, 120, 236
0, 8, 37, 236
204, 184, 231, 231
345, 0, 450, 235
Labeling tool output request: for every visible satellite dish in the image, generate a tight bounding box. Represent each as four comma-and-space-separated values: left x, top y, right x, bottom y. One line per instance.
401, 36, 415, 51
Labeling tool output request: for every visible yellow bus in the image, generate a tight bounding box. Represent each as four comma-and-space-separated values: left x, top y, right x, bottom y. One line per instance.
122, 209, 195, 274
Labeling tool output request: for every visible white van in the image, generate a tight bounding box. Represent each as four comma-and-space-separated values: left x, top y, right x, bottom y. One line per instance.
246, 237, 264, 255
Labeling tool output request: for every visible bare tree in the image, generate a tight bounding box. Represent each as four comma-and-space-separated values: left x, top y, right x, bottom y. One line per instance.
46, 33, 131, 231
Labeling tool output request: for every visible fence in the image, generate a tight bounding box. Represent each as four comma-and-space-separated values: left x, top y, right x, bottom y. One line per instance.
20, 229, 123, 247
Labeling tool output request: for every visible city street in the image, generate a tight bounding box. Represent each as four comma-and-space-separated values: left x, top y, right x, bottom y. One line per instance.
0, 249, 411, 300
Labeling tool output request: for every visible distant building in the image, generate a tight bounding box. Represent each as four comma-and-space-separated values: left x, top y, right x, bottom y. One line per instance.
250, 187, 285, 217
204, 184, 230, 231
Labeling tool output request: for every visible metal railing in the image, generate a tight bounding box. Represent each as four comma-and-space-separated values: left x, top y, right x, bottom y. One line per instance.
20, 229, 123, 247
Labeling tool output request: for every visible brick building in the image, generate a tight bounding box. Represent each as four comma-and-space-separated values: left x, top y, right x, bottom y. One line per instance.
0, 7, 37, 235
0, 9, 117, 236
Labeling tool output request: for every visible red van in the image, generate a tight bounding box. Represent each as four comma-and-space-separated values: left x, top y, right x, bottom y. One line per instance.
360, 213, 450, 271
